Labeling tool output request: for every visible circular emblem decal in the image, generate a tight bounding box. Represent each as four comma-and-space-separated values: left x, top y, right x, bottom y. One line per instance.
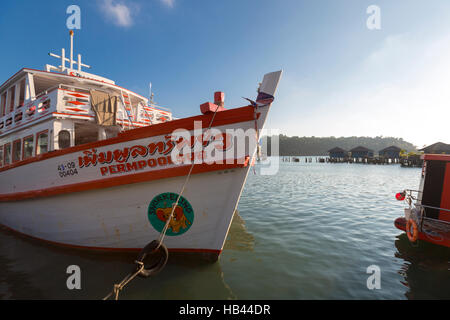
148, 192, 194, 236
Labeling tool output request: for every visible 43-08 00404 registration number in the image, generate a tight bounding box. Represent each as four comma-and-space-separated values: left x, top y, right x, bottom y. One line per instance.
57, 161, 78, 178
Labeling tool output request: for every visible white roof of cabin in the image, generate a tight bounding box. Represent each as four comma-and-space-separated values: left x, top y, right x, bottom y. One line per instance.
0, 68, 148, 105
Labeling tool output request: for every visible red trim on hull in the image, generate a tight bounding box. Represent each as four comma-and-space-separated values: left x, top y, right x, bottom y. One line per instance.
394, 217, 450, 248
0, 223, 222, 255
0, 105, 255, 173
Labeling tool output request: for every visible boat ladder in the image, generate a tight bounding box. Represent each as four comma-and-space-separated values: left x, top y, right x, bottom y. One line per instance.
138, 101, 154, 125
119, 90, 135, 129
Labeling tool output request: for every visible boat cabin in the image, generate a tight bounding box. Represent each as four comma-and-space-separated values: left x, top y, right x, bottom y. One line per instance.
0, 33, 172, 168
418, 154, 450, 223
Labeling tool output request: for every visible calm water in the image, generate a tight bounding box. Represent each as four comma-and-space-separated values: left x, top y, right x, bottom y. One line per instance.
1, 158, 449, 299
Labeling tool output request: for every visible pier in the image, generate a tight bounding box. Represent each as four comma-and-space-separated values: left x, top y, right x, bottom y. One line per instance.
326, 145, 402, 165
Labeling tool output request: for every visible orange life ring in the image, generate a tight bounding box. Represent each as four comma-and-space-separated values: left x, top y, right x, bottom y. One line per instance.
406, 219, 418, 242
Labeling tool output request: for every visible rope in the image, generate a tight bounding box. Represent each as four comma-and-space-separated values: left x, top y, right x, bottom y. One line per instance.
157, 104, 221, 247
103, 261, 144, 300
103, 105, 221, 300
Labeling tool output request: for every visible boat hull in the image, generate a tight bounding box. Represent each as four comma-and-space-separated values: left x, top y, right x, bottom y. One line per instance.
394, 217, 450, 248
0, 105, 268, 259
1, 166, 251, 259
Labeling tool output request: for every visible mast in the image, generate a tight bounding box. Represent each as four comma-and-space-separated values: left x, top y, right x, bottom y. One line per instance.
70, 30, 74, 70
47, 30, 91, 74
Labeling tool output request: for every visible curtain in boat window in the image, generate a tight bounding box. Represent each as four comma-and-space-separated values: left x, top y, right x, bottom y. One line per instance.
90, 90, 117, 126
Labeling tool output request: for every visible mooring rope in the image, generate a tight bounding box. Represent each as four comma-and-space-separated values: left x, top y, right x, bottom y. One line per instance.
103, 105, 221, 300
103, 261, 145, 300
157, 104, 221, 247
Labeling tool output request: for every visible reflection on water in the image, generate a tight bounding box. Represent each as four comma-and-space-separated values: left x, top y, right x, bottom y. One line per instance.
0, 224, 136, 299
0, 159, 449, 299
224, 211, 255, 252
395, 234, 450, 299
0, 222, 237, 300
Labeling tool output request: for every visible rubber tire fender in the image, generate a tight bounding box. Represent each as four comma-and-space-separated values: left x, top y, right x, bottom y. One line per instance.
135, 240, 169, 278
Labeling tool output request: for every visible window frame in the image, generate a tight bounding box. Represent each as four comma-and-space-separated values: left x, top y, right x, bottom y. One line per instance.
3, 142, 11, 166
0, 145, 3, 167
12, 138, 22, 163
8, 86, 15, 113
35, 129, 49, 156
58, 129, 71, 150
22, 134, 34, 160
18, 78, 26, 108
0, 91, 6, 117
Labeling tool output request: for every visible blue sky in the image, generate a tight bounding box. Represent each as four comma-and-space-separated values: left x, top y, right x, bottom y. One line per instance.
1, 0, 450, 147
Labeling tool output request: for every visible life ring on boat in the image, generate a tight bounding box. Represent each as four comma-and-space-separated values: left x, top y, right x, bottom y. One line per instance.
134, 240, 168, 278
406, 219, 419, 242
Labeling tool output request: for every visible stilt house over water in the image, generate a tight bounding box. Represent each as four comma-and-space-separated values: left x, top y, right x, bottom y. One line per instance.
328, 147, 347, 159
350, 146, 374, 159
419, 142, 450, 155
378, 146, 402, 159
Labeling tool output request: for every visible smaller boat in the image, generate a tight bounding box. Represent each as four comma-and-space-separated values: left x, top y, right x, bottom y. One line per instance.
394, 154, 450, 248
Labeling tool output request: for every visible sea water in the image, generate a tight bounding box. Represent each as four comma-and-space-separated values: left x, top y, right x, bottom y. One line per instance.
0, 158, 449, 299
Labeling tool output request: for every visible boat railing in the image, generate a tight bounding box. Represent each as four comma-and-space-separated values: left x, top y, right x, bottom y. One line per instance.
412, 202, 450, 237
420, 204, 450, 213
54, 85, 167, 126
0, 89, 59, 136
56, 87, 95, 118
0, 83, 173, 136
138, 102, 172, 125
35, 84, 134, 124
401, 189, 450, 234
418, 208, 450, 240
148, 103, 172, 113
402, 189, 422, 207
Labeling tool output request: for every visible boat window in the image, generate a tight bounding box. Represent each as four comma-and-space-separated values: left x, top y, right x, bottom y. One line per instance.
0, 146, 3, 167
36, 131, 49, 155
58, 130, 71, 149
9, 86, 15, 112
0, 92, 6, 116
23, 136, 34, 159
75, 123, 98, 146
12, 139, 21, 163
4, 143, 11, 165
18, 79, 26, 107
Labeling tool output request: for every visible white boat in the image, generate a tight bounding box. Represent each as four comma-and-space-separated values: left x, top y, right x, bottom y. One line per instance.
0, 32, 282, 261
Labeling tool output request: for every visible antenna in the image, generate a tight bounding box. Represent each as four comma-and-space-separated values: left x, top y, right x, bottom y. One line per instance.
149, 82, 155, 104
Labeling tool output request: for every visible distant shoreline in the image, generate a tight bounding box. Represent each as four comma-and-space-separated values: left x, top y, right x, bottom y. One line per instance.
264, 135, 417, 157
